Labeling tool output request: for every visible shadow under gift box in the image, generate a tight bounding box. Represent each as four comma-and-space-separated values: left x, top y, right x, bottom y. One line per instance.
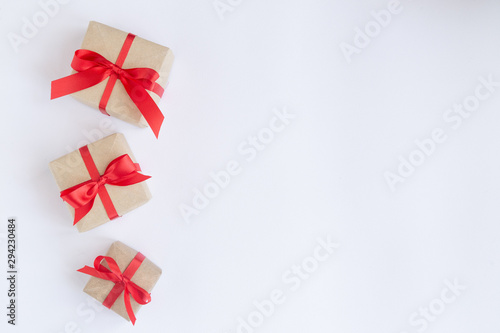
67, 21, 174, 129
49, 133, 151, 232
82, 241, 162, 322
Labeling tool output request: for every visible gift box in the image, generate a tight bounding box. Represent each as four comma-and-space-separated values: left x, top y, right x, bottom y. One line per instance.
51, 21, 175, 138
78, 241, 162, 324
49, 133, 151, 232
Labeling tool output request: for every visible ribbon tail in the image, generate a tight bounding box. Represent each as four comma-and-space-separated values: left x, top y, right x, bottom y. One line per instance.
77, 265, 100, 277
51, 68, 110, 99
121, 81, 164, 138
73, 201, 95, 225
123, 289, 137, 325
136, 94, 164, 139
123, 281, 150, 325
77, 265, 116, 281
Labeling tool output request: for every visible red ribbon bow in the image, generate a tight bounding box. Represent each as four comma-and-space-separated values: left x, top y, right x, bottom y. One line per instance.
78, 253, 151, 325
60, 147, 150, 225
51, 33, 165, 138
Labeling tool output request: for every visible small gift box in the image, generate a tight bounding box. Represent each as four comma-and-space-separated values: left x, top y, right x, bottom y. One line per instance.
49, 133, 151, 232
51, 21, 175, 138
78, 241, 162, 324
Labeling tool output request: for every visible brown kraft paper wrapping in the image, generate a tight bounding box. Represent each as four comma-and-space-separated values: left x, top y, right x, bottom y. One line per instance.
82, 241, 162, 322
71, 21, 175, 128
49, 133, 151, 232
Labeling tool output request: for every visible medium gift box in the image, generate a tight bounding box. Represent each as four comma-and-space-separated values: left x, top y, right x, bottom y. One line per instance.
78, 241, 162, 324
51, 21, 175, 138
49, 133, 151, 232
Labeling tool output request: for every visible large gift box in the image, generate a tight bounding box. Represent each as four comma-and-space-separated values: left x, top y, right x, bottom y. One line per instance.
51, 21, 175, 138
78, 241, 162, 324
49, 133, 151, 232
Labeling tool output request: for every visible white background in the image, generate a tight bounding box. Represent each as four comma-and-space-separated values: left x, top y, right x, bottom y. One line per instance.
1, 0, 500, 332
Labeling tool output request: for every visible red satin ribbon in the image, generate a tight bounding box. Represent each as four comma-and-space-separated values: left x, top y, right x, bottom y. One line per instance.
78, 253, 151, 325
51, 33, 165, 138
60, 146, 150, 225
